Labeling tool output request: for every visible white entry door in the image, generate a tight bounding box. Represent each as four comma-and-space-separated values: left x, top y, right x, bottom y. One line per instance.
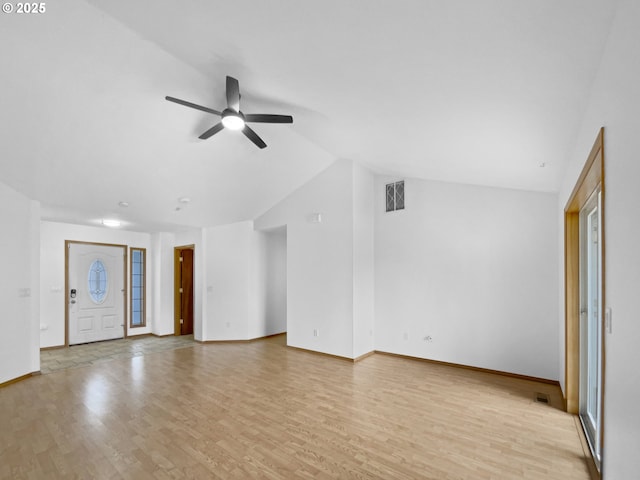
68, 243, 126, 345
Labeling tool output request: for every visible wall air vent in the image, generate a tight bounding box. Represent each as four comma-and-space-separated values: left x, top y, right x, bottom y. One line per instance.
385, 180, 405, 212
535, 392, 550, 404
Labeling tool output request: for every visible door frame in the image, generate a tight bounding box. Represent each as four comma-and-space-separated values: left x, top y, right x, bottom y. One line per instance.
65, 240, 128, 347
564, 128, 605, 474
174, 244, 195, 336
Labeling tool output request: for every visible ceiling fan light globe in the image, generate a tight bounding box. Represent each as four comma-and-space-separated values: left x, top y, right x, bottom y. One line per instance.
222, 114, 245, 131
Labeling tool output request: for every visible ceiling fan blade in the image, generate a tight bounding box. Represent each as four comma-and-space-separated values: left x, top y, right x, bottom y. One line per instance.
226, 76, 240, 112
198, 122, 224, 139
242, 125, 267, 149
244, 114, 293, 124
165, 96, 221, 115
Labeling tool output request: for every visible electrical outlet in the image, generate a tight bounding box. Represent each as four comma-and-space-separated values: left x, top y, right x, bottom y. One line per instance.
313, 329, 319, 337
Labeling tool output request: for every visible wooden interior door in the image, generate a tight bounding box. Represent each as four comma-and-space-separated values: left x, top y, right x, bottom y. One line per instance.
175, 246, 194, 335
180, 249, 194, 335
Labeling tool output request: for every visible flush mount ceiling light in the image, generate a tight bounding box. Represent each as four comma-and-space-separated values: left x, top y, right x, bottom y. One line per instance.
102, 219, 121, 228
118, 201, 129, 208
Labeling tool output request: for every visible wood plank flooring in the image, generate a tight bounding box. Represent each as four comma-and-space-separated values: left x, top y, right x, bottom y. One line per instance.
0, 335, 591, 479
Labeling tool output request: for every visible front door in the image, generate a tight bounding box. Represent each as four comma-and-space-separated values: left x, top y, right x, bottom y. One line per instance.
67, 242, 126, 345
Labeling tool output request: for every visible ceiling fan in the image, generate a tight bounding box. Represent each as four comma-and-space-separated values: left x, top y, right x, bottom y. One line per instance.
166, 76, 293, 149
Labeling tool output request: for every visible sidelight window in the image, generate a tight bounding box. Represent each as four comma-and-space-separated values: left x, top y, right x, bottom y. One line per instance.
130, 248, 146, 328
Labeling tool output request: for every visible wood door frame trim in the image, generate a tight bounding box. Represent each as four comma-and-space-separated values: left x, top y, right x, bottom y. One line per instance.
65, 240, 128, 347
563, 127, 604, 476
174, 244, 195, 336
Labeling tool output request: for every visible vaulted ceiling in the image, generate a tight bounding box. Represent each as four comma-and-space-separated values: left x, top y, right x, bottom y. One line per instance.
0, 0, 617, 232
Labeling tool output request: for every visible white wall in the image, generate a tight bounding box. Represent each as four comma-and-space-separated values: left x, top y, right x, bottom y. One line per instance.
0, 181, 40, 383
558, 1, 640, 476
150, 231, 175, 336
352, 163, 375, 358
28, 199, 40, 374
39, 221, 152, 347
375, 177, 559, 380
256, 159, 356, 358
203, 221, 251, 340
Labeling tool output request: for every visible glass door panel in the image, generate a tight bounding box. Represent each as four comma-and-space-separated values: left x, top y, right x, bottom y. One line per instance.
579, 190, 602, 466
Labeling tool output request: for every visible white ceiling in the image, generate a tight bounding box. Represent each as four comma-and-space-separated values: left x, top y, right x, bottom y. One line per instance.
0, 0, 617, 232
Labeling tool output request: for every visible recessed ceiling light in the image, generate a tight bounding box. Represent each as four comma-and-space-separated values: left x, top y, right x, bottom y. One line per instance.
118, 201, 129, 207
539, 162, 546, 168
102, 219, 121, 228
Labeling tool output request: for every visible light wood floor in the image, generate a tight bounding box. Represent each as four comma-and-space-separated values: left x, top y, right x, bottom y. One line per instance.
1, 335, 590, 479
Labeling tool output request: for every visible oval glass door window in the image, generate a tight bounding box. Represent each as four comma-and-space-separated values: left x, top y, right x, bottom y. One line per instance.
88, 259, 108, 304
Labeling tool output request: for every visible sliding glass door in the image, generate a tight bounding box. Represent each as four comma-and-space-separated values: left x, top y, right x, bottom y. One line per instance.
579, 189, 602, 466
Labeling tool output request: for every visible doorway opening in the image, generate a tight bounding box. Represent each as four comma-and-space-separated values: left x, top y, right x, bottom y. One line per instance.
262, 226, 287, 338
65, 241, 127, 346
174, 245, 194, 336
564, 128, 605, 475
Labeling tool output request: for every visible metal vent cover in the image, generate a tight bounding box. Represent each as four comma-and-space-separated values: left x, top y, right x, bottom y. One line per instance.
386, 180, 405, 212
535, 392, 550, 404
